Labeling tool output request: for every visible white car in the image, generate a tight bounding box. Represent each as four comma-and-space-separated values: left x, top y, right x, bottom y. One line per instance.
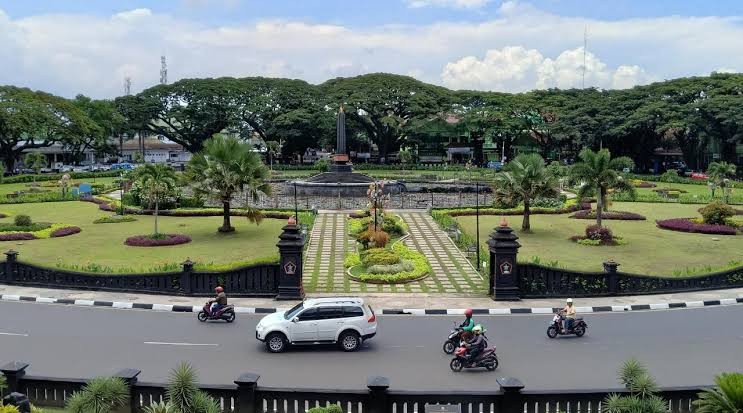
255, 297, 377, 353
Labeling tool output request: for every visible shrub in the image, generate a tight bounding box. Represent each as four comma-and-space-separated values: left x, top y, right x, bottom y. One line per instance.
50, 226, 82, 238
570, 210, 646, 220
361, 248, 401, 267
603, 358, 667, 413
314, 158, 330, 172
94, 215, 138, 224
660, 169, 681, 183
382, 214, 406, 237
531, 197, 563, 208
0, 406, 20, 413
0, 232, 36, 241
66, 377, 129, 413
308, 406, 343, 413
585, 225, 614, 242
0, 222, 51, 232
693, 372, 743, 413
370, 230, 390, 248
367, 261, 415, 274
352, 243, 431, 284
178, 196, 205, 208
699, 201, 736, 225
125, 234, 192, 247
0, 192, 78, 204
656, 218, 738, 235
14, 214, 32, 226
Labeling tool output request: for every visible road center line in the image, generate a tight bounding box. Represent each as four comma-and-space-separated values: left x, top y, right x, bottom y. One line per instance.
0, 332, 29, 337
143, 341, 218, 347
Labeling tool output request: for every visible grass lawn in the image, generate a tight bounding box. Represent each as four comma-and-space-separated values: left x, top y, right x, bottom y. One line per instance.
0, 201, 284, 272
455, 202, 743, 276
615, 182, 743, 205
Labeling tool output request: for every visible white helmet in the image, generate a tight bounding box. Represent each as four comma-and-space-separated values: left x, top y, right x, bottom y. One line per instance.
473, 325, 483, 334
566, 298, 573, 304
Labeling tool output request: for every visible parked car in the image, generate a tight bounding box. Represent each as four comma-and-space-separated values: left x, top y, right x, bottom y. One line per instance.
90, 164, 111, 172
72, 165, 91, 173
111, 163, 134, 171
59, 165, 74, 173
691, 172, 709, 180
487, 161, 503, 171
255, 297, 377, 353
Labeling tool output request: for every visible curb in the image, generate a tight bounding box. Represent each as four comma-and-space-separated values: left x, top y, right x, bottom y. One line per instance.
1, 294, 742, 315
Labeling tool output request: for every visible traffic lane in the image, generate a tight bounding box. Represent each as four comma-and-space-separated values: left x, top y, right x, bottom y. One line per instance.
1, 302, 741, 391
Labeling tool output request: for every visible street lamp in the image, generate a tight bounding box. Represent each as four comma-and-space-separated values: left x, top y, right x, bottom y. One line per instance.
293, 182, 298, 222
475, 181, 480, 270
373, 181, 378, 232
119, 172, 125, 216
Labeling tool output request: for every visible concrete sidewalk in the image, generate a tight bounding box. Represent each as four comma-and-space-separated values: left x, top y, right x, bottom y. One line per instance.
1, 284, 742, 311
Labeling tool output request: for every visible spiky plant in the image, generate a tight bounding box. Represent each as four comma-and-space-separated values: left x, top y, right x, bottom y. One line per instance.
166, 363, 199, 413
190, 390, 221, 413
0, 372, 7, 393
65, 377, 129, 413
0, 406, 20, 413
143, 401, 175, 413
603, 358, 667, 413
694, 372, 743, 413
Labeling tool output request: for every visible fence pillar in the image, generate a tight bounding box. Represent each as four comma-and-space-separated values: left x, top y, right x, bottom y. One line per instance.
180, 259, 194, 294
114, 368, 140, 413
275, 216, 305, 300
367, 376, 389, 413
497, 377, 525, 413
235, 373, 260, 413
487, 219, 521, 301
4, 250, 19, 282
0, 361, 29, 393
603, 260, 620, 295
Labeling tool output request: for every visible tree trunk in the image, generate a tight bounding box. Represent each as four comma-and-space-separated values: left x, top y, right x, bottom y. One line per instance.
220, 200, 235, 233
522, 198, 531, 231
154, 200, 159, 235
596, 188, 604, 227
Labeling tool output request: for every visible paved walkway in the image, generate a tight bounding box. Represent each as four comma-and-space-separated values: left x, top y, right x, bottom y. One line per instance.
399, 212, 486, 294
304, 212, 348, 293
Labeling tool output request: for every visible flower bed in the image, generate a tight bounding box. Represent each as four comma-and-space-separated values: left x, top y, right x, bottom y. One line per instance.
50, 226, 82, 237
93, 215, 138, 224
570, 210, 646, 221
570, 225, 626, 246
656, 218, 739, 235
0, 223, 82, 241
631, 179, 656, 188
125, 234, 192, 247
436, 198, 587, 217
346, 242, 430, 284
0, 232, 36, 241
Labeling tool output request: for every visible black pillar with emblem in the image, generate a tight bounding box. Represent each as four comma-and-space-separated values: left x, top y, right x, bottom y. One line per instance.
487, 218, 521, 301
276, 216, 305, 300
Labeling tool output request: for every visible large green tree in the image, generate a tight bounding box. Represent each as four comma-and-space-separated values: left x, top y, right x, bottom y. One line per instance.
0, 86, 97, 170
185, 134, 271, 233
137, 164, 178, 235
492, 153, 558, 231
71, 95, 126, 162
322, 73, 449, 161
570, 148, 635, 227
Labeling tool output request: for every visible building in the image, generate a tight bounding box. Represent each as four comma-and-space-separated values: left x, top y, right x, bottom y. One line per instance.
121, 138, 191, 165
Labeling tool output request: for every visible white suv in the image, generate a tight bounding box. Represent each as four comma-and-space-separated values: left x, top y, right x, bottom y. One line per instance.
255, 297, 377, 353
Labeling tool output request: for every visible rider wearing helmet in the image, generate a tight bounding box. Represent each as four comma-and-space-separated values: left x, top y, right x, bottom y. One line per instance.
562, 298, 576, 333
460, 309, 475, 332
465, 324, 486, 361
210, 286, 227, 315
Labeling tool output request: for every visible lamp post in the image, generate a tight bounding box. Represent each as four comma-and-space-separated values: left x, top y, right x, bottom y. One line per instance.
373, 181, 378, 232
119, 172, 125, 216
476, 181, 480, 270
293, 182, 298, 222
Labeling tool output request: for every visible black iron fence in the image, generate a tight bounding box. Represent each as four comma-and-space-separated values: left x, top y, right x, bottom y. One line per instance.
0, 362, 704, 413
0, 251, 280, 297
517, 261, 743, 298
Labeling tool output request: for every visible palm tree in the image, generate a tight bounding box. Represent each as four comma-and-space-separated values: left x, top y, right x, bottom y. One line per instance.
492, 153, 558, 231
66, 377, 129, 413
137, 163, 178, 235
694, 372, 743, 413
186, 134, 272, 233
265, 140, 281, 171
24, 152, 46, 185
570, 148, 635, 227
707, 161, 737, 203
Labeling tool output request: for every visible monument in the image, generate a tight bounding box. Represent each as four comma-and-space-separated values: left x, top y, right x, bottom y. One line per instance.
291, 106, 404, 197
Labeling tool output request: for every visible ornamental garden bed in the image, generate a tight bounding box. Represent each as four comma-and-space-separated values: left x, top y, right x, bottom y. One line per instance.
93, 215, 138, 224
0, 223, 81, 241
345, 242, 430, 284
655, 218, 739, 235
125, 234, 192, 247
435, 198, 589, 217
569, 225, 627, 246
570, 210, 646, 220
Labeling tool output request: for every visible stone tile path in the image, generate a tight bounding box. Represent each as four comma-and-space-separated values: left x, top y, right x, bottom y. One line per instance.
305, 211, 487, 294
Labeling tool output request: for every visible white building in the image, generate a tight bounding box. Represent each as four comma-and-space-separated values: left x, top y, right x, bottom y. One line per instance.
121, 138, 191, 165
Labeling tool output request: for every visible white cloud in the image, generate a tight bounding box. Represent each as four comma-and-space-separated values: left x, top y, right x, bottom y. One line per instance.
1, 3, 742, 97
442, 46, 656, 91
713, 67, 739, 74
405, 0, 492, 9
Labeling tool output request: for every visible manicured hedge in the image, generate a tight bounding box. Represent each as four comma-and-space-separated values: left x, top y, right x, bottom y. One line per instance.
94, 215, 138, 224
0, 232, 36, 241
2, 170, 120, 184
347, 242, 430, 284
125, 234, 192, 247
50, 226, 82, 237
0, 223, 81, 241
656, 218, 738, 235
435, 198, 586, 217
0, 192, 79, 204
570, 210, 647, 220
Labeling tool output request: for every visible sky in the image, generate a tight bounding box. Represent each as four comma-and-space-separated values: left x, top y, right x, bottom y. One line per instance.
1, 0, 742, 98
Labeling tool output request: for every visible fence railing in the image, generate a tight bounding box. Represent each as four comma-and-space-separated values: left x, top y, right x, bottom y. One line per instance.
517, 261, 743, 298
0, 362, 706, 413
0, 251, 280, 297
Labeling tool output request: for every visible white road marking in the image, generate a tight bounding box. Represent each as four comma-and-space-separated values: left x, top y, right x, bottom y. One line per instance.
0, 332, 29, 337
143, 341, 218, 347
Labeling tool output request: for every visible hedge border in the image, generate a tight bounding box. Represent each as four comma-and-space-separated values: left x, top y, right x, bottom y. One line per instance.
570, 210, 647, 221
656, 218, 739, 235
124, 234, 192, 247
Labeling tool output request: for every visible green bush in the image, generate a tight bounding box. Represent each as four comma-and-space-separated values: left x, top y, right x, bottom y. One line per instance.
178, 195, 205, 208
699, 201, 736, 225
367, 261, 415, 274
382, 214, 407, 237
0, 222, 50, 232
0, 192, 78, 204
14, 214, 32, 226
361, 248, 401, 267
66, 377, 129, 413
353, 243, 431, 283
660, 169, 681, 183
531, 197, 564, 208
93, 215, 138, 224
307, 406, 343, 413
314, 159, 330, 172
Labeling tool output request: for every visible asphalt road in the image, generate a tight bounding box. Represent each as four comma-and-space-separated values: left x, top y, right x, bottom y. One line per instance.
0, 301, 741, 391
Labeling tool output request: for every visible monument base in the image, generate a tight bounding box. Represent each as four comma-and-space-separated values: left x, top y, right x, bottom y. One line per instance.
330, 163, 353, 173
276, 286, 304, 300
493, 287, 521, 301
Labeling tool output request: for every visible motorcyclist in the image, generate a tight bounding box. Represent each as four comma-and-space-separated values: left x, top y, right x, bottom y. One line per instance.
209, 286, 227, 315
562, 298, 576, 333
465, 325, 486, 362
460, 309, 475, 332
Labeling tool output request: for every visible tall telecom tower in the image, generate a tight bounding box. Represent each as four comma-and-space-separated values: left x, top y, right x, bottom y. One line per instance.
160, 55, 168, 85
124, 77, 132, 96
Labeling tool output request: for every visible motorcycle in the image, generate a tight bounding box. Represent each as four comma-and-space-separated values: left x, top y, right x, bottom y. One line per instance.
449, 344, 499, 372
442, 323, 472, 354
197, 302, 236, 323
546, 312, 587, 338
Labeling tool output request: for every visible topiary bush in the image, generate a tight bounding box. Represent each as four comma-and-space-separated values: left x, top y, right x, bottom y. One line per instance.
585, 225, 614, 242
367, 261, 415, 274
307, 406, 343, 413
699, 201, 736, 225
361, 248, 401, 267
381, 214, 406, 237
125, 234, 192, 247
14, 214, 32, 227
